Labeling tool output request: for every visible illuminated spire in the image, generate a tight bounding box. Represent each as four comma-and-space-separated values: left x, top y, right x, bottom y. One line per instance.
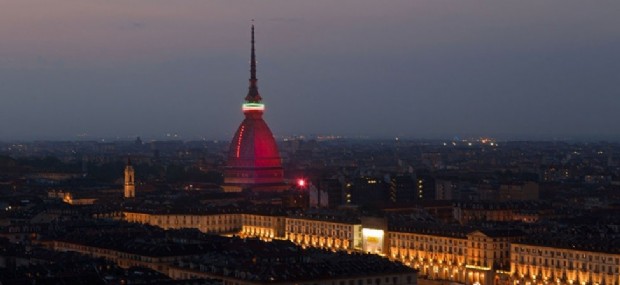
245, 23, 262, 103
224, 23, 284, 192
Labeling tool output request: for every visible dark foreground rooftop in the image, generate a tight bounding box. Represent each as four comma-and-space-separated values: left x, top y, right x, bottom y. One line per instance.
174, 239, 415, 283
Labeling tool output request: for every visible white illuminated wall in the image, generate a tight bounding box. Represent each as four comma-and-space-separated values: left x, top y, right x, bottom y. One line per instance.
362, 228, 385, 254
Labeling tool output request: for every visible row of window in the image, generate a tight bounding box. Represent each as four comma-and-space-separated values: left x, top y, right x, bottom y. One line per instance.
389, 234, 466, 245
514, 255, 620, 273
514, 247, 620, 265
221, 274, 415, 285
287, 226, 351, 237
287, 219, 353, 229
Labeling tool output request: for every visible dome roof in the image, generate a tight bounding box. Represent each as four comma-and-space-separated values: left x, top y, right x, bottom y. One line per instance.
224, 114, 285, 189
227, 116, 282, 168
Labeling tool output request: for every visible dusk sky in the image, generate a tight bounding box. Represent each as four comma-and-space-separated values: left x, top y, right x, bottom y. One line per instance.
0, 1, 618, 141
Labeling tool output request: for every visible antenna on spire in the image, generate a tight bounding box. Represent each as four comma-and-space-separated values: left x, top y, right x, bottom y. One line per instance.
251, 22, 256, 82
246, 20, 262, 102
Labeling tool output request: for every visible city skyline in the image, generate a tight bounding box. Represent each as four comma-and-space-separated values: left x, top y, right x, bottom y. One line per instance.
0, 1, 619, 141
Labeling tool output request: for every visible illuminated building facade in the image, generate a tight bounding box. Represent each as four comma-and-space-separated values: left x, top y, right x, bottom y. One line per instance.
124, 158, 135, 198
285, 215, 363, 251
45, 222, 417, 284
389, 227, 521, 285
362, 217, 389, 255
511, 242, 620, 285
124, 211, 284, 239
389, 229, 468, 282
239, 213, 285, 240
120, 210, 619, 285
223, 25, 285, 192
124, 211, 241, 234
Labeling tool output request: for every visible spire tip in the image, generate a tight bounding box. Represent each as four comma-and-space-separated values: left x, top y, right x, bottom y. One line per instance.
246, 22, 261, 102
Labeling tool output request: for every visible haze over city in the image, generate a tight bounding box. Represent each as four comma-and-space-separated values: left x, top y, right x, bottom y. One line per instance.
0, 0, 618, 141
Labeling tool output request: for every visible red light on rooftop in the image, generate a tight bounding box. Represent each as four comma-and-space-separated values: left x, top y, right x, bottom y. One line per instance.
297, 179, 306, 187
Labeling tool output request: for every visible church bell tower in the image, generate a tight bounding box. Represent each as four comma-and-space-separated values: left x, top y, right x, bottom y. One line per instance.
124, 157, 135, 198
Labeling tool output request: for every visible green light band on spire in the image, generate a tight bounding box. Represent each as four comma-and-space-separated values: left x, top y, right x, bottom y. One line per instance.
242, 102, 265, 111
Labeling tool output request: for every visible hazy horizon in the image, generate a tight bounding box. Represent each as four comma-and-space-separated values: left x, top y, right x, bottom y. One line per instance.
1, 1, 619, 141
1, 132, 619, 144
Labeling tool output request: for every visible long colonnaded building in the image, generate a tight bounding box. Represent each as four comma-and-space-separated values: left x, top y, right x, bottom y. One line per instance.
388, 223, 520, 285
122, 208, 620, 285
511, 238, 620, 285
45, 221, 417, 285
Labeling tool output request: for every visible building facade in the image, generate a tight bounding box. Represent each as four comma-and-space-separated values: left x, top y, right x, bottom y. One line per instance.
239, 213, 285, 240
511, 242, 620, 285
120, 210, 620, 285
124, 211, 241, 234
285, 215, 362, 251
388, 228, 520, 285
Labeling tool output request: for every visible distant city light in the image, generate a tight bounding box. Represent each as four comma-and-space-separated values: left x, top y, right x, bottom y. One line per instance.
297, 179, 306, 187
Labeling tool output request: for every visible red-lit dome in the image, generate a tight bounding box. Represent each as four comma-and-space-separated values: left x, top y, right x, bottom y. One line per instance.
228, 113, 280, 168
224, 111, 284, 186
223, 25, 285, 192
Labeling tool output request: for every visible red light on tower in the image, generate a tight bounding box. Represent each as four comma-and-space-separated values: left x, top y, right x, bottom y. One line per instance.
297, 179, 306, 188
